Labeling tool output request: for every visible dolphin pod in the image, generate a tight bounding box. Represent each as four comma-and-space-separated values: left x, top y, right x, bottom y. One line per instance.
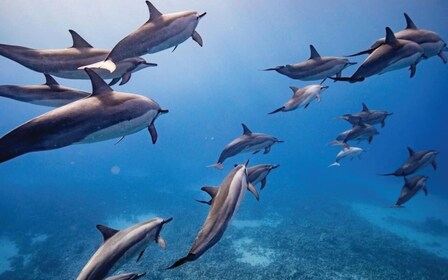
269, 85, 328, 114
0, 68, 168, 163
167, 161, 258, 269
394, 176, 429, 207
77, 217, 172, 280
0, 74, 89, 107
347, 13, 447, 64
0, 30, 156, 85
81, 1, 206, 73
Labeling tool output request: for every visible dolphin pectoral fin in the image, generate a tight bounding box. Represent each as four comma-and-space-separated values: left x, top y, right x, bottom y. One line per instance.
172, 45, 178, 52
253, 150, 260, 155
114, 136, 126, 145
438, 51, 447, 64
119, 72, 132, 86
136, 249, 145, 262
148, 124, 158, 144
96, 225, 119, 242
317, 94, 321, 103
264, 146, 271, 154
368, 136, 373, 144
108, 77, 120, 86
166, 253, 196, 269
431, 160, 437, 170
409, 64, 417, 78
423, 187, 429, 196
260, 178, 267, 190
207, 163, 224, 169
157, 236, 167, 250
201, 186, 219, 199
304, 103, 310, 109
192, 31, 203, 47
247, 183, 260, 201
381, 120, 385, 128
268, 106, 285, 114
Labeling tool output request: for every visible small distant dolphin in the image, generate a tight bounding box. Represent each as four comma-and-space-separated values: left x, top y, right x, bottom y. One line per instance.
0, 74, 89, 107
0, 30, 156, 85
338, 103, 393, 127
394, 175, 429, 207
334, 123, 379, 144
0, 68, 168, 163
77, 217, 172, 280
332, 27, 424, 83
263, 45, 356, 82
105, 272, 147, 280
247, 164, 280, 190
347, 13, 447, 64
269, 85, 328, 114
81, 1, 206, 73
328, 144, 364, 167
167, 161, 258, 269
381, 147, 438, 177
208, 124, 284, 169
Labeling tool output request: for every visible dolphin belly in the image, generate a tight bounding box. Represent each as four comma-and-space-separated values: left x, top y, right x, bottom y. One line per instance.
300, 64, 345, 81
379, 53, 422, 74
241, 141, 272, 153
148, 18, 197, 53
420, 41, 445, 57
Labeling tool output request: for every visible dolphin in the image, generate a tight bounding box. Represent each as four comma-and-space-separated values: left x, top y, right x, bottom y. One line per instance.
81, 1, 206, 73
338, 103, 393, 127
334, 123, 379, 144
0, 30, 156, 85
263, 45, 356, 82
208, 124, 284, 169
77, 217, 172, 280
0, 74, 89, 107
328, 144, 364, 167
394, 175, 429, 207
105, 272, 147, 280
381, 147, 438, 177
167, 161, 258, 269
347, 13, 447, 64
269, 85, 328, 114
332, 27, 424, 83
0, 68, 168, 163
247, 164, 280, 190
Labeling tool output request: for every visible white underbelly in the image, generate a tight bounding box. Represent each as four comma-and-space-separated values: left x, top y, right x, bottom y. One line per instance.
380, 53, 421, 74
421, 41, 445, 57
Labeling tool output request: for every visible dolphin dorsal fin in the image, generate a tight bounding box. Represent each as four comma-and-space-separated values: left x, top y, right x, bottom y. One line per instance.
242, 124, 252, 135
407, 147, 415, 157
404, 13, 418, 30
309, 45, 321, 59
68, 30, 93, 48
385, 27, 398, 45
44, 74, 59, 86
361, 103, 369, 112
96, 224, 119, 242
146, 1, 162, 21
201, 186, 219, 198
289, 86, 299, 95
84, 68, 113, 96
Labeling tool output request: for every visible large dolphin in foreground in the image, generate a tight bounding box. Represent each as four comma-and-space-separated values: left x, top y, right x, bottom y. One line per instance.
0, 30, 156, 85
332, 27, 424, 83
0, 74, 89, 107
347, 13, 447, 64
247, 164, 280, 190
338, 103, 393, 128
0, 68, 168, 163
381, 147, 438, 177
334, 123, 379, 144
394, 175, 429, 207
77, 217, 172, 280
208, 124, 284, 169
105, 272, 147, 280
263, 45, 356, 82
167, 161, 258, 269
269, 85, 328, 114
82, 1, 206, 73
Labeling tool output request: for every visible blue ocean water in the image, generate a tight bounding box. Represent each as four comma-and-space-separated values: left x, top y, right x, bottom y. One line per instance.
0, 0, 447, 279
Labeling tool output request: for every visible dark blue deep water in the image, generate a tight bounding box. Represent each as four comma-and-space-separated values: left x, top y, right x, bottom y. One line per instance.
0, 1, 447, 279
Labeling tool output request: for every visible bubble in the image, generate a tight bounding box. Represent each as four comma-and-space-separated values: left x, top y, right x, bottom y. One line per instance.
111, 165, 121, 175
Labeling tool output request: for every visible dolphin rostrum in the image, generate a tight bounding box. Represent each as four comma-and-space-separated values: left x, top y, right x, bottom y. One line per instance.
394, 176, 429, 207
328, 143, 364, 167
381, 147, 438, 177
263, 45, 356, 82
208, 124, 284, 169
347, 13, 447, 64
0, 30, 156, 85
0, 68, 168, 163
338, 103, 393, 128
0, 74, 89, 107
81, 1, 206, 73
77, 217, 172, 280
247, 164, 280, 190
332, 27, 424, 83
334, 123, 379, 145
269, 85, 328, 114
105, 272, 147, 280
167, 161, 258, 269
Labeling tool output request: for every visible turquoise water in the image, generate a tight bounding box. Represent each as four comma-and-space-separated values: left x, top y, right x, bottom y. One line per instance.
0, 1, 447, 279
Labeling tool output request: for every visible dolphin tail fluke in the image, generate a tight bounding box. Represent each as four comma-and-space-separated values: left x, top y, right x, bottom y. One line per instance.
268, 106, 285, 114
166, 253, 196, 269
330, 77, 364, 83
379, 172, 396, 176
262, 66, 281, 72
207, 163, 223, 169
79, 60, 117, 73
328, 162, 341, 168
345, 48, 376, 57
